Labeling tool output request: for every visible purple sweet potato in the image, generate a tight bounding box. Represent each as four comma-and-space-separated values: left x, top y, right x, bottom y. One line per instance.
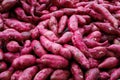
0, 67, 14, 80
37, 54, 69, 69
40, 36, 62, 55
85, 68, 100, 80
6, 41, 21, 53
18, 66, 38, 80
12, 55, 36, 69
110, 68, 120, 80
56, 32, 73, 44
64, 44, 90, 69
11, 70, 23, 80
89, 46, 107, 59
31, 40, 47, 57
99, 72, 110, 80
48, 16, 58, 34
68, 15, 78, 32
71, 62, 84, 80
0, 62, 7, 72
34, 68, 53, 80
50, 69, 70, 80
0, 49, 3, 60
59, 47, 72, 59
98, 57, 119, 69
88, 58, 98, 68
58, 15, 68, 33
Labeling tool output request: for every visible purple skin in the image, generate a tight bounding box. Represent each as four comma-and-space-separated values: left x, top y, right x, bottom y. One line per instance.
85, 68, 100, 80
89, 46, 107, 59
99, 72, 110, 80
71, 62, 84, 80
98, 57, 119, 69
110, 68, 120, 80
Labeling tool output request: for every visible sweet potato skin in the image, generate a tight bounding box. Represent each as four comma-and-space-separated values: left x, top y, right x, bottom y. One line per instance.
31, 40, 47, 57
18, 66, 38, 80
34, 68, 53, 80
50, 69, 70, 80
37, 54, 69, 69
11, 70, 23, 80
71, 62, 84, 80
0, 62, 7, 72
12, 55, 36, 69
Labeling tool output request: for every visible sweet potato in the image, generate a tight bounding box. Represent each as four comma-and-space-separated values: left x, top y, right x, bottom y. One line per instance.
91, 3, 118, 28
72, 30, 91, 57
68, 15, 78, 32
4, 52, 19, 63
50, 6, 58, 12
110, 68, 120, 80
21, 40, 32, 55
48, 16, 58, 34
59, 47, 72, 59
0, 67, 14, 80
18, 66, 38, 80
31, 40, 47, 57
40, 10, 64, 20
21, 31, 31, 40
85, 68, 100, 80
84, 38, 108, 48
12, 55, 36, 69
5, 19, 34, 32
0, 49, 3, 60
11, 70, 23, 80
0, 0, 17, 13
0, 29, 23, 41
40, 36, 62, 55
38, 27, 58, 41
58, 15, 68, 33
76, 15, 86, 25
6, 41, 21, 53
62, 8, 77, 15
88, 58, 98, 68
37, 54, 69, 69
71, 62, 84, 80
64, 44, 90, 69
34, 68, 53, 80
0, 62, 7, 72
50, 69, 70, 80
99, 72, 110, 80
89, 46, 107, 59
56, 32, 73, 44
0, 15, 3, 31
98, 57, 118, 69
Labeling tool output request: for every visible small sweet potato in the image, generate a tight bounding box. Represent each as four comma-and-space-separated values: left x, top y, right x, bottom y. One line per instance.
85, 68, 100, 80
88, 58, 98, 68
64, 44, 90, 69
4, 52, 19, 63
58, 15, 68, 33
37, 54, 69, 69
99, 72, 110, 80
68, 15, 78, 32
30, 27, 40, 39
12, 55, 36, 69
31, 40, 47, 57
76, 15, 86, 25
49, 16, 58, 34
0, 67, 14, 80
11, 70, 23, 80
38, 27, 58, 41
34, 68, 53, 80
59, 47, 72, 59
6, 41, 21, 53
0, 62, 7, 72
40, 36, 62, 55
62, 8, 77, 15
72, 30, 91, 57
110, 68, 120, 80
89, 46, 107, 59
98, 57, 118, 69
50, 69, 70, 80
0, 49, 3, 60
18, 66, 38, 80
56, 32, 73, 44
71, 62, 84, 80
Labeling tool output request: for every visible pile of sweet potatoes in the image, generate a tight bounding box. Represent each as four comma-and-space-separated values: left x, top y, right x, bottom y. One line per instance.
0, 0, 120, 80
